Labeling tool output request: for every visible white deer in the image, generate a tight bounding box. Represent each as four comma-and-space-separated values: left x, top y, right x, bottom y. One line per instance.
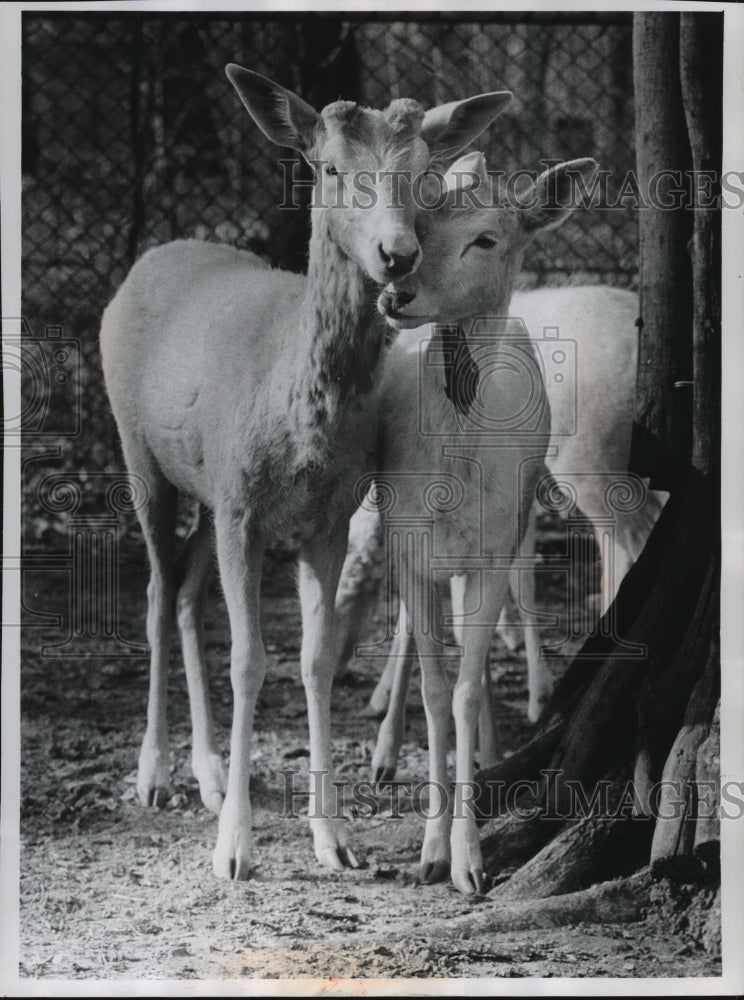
334, 156, 668, 787
350, 282, 667, 782
334, 150, 663, 894
100, 64, 511, 881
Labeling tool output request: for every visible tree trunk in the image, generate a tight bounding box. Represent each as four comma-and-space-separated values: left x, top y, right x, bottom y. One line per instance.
649, 637, 719, 878
498, 814, 653, 901
693, 699, 720, 869
630, 12, 693, 488
480, 808, 555, 877
477, 480, 717, 821
434, 876, 652, 936
679, 13, 722, 477
633, 547, 719, 815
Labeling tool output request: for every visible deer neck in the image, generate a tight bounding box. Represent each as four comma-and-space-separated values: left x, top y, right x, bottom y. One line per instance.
436, 300, 522, 417
290, 213, 384, 442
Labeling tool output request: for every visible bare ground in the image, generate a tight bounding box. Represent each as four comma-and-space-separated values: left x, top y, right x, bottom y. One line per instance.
16, 524, 722, 988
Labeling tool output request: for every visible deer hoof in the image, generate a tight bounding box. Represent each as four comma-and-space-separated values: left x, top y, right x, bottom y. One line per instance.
313, 819, 362, 871
372, 764, 397, 786
451, 866, 482, 896
137, 742, 171, 808
213, 844, 253, 881
469, 868, 488, 895
316, 845, 347, 872
419, 859, 450, 885
213, 809, 254, 880
336, 844, 362, 869
139, 785, 170, 809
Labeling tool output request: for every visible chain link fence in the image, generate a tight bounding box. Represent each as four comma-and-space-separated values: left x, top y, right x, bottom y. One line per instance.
20, 11, 638, 529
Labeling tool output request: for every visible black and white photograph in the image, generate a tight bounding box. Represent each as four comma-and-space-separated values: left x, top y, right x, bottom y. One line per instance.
1, 1, 743, 993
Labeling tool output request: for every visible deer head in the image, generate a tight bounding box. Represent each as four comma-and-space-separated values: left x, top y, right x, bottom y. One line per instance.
378, 153, 600, 325
226, 66, 512, 286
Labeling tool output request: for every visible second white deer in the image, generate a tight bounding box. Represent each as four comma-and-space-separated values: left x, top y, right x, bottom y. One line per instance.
335, 151, 665, 894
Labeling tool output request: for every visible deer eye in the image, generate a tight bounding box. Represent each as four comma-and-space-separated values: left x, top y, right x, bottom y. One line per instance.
472, 233, 498, 250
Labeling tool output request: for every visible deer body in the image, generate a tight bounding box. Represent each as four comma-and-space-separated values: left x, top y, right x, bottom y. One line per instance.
334, 163, 667, 892
510, 285, 665, 610
372, 315, 550, 887
348, 154, 602, 894
104, 240, 379, 539
336, 153, 667, 893
354, 283, 666, 765
101, 67, 511, 881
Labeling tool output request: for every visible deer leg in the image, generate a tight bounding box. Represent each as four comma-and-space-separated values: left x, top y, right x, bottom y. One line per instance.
451, 569, 511, 895
335, 500, 384, 678
211, 509, 266, 881
451, 574, 495, 769
136, 474, 178, 809
495, 591, 525, 652
477, 656, 498, 769
365, 648, 394, 718
396, 557, 453, 886
598, 498, 666, 616
450, 573, 499, 771
370, 601, 416, 783
365, 544, 406, 719
299, 526, 360, 872
175, 506, 226, 814
335, 584, 380, 676
517, 504, 552, 722
365, 628, 406, 717
594, 520, 619, 619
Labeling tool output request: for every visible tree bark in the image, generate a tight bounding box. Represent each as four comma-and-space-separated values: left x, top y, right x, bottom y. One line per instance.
633, 546, 719, 814
480, 808, 553, 876
693, 699, 720, 868
649, 638, 720, 878
430, 876, 652, 936
475, 717, 570, 820
498, 814, 653, 901
679, 13, 722, 477
631, 12, 694, 488
477, 480, 717, 822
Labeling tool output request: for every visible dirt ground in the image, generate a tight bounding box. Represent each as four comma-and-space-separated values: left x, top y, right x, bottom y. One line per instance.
16, 518, 722, 990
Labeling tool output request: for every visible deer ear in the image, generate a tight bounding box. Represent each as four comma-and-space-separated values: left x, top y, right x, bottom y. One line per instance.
441, 151, 489, 195
422, 92, 512, 161
522, 158, 599, 231
226, 64, 319, 154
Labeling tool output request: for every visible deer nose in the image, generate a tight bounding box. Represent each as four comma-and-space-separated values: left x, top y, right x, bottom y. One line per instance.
379, 287, 416, 317
378, 244, 420, 278
391, 290, 416, 310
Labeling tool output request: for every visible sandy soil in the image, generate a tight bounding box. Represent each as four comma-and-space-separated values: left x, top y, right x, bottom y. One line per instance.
16, 524, 721, 989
